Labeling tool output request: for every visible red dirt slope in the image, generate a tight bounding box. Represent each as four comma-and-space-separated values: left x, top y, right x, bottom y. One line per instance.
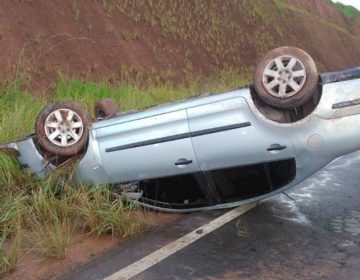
0, 0, 359, 92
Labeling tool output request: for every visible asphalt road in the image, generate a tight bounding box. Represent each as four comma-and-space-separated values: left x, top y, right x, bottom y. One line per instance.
61, 151, 360, 280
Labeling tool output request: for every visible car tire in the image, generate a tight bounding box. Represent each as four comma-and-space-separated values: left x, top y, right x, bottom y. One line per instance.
94, 99, 119, 119
253, 46, 318, 109
35, 101, 91, 157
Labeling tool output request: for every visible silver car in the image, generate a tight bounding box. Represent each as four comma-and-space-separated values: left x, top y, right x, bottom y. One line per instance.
2, 46, 360, 212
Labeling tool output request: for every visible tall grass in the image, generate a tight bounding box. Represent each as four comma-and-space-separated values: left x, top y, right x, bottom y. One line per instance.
0, 230, 20, 276
0, 93, 46, 144
0, 192, 23, 276
75, 187, 149, 238
0, 109, 149, 275
0, 164, 150, 273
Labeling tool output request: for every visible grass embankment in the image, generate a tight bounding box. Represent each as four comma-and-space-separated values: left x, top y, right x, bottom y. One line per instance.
0, 71, 251, 277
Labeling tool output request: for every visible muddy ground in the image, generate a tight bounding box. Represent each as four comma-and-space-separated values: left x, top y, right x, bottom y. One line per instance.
4, 212, 182, 280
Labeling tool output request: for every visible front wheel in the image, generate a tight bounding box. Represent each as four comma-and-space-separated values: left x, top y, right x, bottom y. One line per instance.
253, 46, 319, 109
35, 101, 91, 157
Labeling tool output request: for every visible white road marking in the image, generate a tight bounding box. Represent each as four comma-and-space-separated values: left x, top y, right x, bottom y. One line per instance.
103, 203, 257, 280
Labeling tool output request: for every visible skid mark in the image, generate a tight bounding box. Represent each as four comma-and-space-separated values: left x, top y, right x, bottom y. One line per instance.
274, 195, 312, 226
289, 170, 334, 204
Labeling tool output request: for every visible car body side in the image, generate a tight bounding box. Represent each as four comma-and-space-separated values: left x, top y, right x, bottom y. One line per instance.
76, 76, 360, 203
7, 68, 360, 211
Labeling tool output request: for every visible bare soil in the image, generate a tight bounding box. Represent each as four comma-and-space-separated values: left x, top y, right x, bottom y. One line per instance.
5, 234, 118, 280
0, 0, 359, 92
4, 212, 182, 280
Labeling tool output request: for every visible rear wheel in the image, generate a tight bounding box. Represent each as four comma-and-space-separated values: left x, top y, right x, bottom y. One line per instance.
35, 101, 90, 157
254, 46, 318, 109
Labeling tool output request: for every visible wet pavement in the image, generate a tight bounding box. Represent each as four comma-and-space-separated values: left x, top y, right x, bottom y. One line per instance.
61, 151, 360, 280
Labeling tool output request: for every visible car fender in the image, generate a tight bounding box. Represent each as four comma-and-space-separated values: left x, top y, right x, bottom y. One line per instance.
75, 129, 109, 185
241, 82, 360, 185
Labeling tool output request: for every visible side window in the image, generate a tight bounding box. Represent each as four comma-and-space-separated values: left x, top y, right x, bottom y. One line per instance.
210, 159, 296, 201
139, 172, 207, 207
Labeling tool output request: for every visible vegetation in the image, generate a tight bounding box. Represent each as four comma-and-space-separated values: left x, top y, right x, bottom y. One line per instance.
0, 151, 152, 277
331, 1, 360, 20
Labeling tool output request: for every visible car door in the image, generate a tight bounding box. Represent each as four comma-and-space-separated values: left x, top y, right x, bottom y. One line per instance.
95, 110, 200, 183
187, 97, 296, 199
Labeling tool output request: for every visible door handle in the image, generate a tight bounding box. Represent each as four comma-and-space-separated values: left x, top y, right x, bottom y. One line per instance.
267, 144, 287, 151
175, 158, 193, 166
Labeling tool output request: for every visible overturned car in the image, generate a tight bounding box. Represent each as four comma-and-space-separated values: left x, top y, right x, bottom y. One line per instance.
2, 46, 360, 212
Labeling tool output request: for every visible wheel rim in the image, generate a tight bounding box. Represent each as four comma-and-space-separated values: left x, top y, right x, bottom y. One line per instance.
262, 55, 307, 99
44, 108, 84, 147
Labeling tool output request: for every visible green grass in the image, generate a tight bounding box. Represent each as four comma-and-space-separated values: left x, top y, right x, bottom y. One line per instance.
0, 93, 46, 144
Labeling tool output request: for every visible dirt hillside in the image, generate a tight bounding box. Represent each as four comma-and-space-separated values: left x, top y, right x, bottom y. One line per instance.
0, 0, 360, 92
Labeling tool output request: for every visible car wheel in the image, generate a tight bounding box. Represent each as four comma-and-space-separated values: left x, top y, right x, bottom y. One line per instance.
254, 46, 318, 109
94, 99, 119, 119
35, 101, 91, 157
